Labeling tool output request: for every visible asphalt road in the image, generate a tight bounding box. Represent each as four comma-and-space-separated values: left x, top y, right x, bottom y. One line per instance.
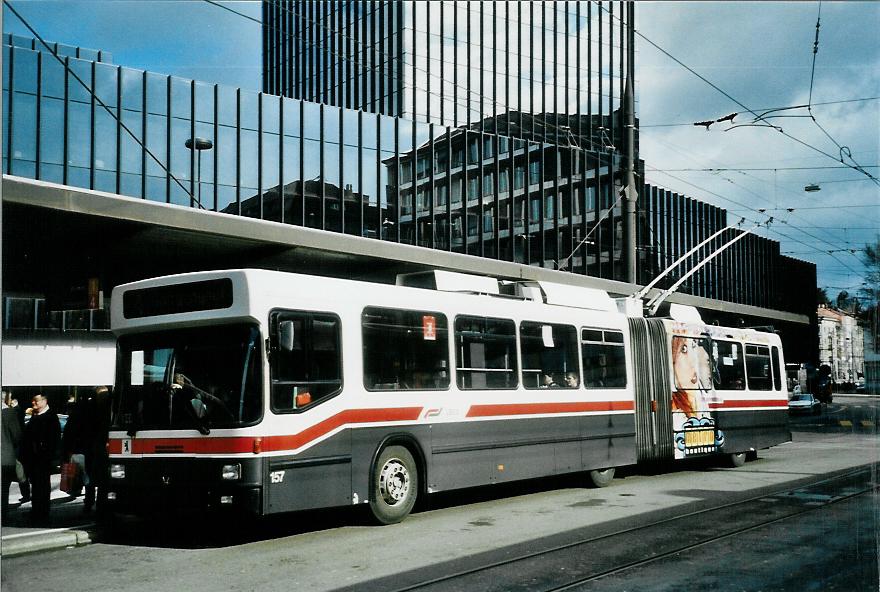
574, 488, 878, 592
788, 394, 879, 433
2, 397, 877, 592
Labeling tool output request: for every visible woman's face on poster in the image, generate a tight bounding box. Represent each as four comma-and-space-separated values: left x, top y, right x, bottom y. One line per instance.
673, 336, 714, 390
673, 337, 699, 388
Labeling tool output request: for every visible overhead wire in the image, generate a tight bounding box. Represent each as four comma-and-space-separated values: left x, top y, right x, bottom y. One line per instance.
807, 1, 822, 109
730, 204, 879, 211
649, 165, 880, 172
645, 167, 867, 276
640, 96, 880, 129
642, 136, 842, 249
648, 142, 848, 249
645, 145, 872, 260
624, 11, 877, 264
801, 0, 880, 188
648, 157, 878, 244
594, 1, 880, 187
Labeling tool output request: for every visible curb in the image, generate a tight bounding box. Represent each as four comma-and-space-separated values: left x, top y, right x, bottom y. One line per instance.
1, 525, 97, 557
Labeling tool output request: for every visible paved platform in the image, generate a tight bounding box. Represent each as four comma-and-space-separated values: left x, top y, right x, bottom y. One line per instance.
0, 396, 874, 558
1, 473, 97, 557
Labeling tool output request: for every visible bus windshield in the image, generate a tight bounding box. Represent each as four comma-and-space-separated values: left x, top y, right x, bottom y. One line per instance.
115, 324, 262, 431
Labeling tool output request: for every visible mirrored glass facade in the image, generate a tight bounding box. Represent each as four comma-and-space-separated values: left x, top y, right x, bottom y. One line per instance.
264, 1, 629, 146
2, 33, 817, 311
639, 184, 816, 313
3, 35, 629, 273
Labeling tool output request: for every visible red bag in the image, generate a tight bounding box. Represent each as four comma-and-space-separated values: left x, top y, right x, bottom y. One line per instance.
60, 461, 83, 496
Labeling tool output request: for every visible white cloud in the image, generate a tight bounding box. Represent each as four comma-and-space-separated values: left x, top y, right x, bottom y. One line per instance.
637, 2, 880, 295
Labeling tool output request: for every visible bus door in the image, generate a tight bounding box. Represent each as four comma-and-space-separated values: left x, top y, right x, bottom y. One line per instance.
266, 310, 350, 513
628, 318, 674, 462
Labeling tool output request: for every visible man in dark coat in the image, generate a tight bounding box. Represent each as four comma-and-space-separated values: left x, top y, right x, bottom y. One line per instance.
10, 394, 30, 503
2, 396, 23, 520
63, 386, 112, 513
21, 394, 61, 523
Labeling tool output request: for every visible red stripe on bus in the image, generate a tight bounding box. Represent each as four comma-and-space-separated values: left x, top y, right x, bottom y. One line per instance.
107, 407, 423, 455
709, 399, 788, 409
262, 407, 423, 452
466, 401, 635, 418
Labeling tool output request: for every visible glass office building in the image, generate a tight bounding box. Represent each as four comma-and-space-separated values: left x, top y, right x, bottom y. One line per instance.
1, 20, 819, 395
261, 1, 640, 276
641, 185, 817, 317
263, 1, 630, 139
2, 32, 816, 315
3, 30, 634, 276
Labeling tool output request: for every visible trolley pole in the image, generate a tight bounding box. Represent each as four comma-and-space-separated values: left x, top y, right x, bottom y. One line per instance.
623, 2, 638, 285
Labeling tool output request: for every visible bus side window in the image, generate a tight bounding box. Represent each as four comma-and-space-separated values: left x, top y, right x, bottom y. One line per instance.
520, 322, 579, 390
581, 329, 627, 389
771, 346, 782, 391
745, 344, 772, 391
362, 307, 450, 391
454, 315, 518, 390
711, 341, 746, 390
270, 311, 342, 412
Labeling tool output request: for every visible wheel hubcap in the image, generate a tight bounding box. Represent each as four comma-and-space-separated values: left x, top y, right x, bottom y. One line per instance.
378, 459, 410, 506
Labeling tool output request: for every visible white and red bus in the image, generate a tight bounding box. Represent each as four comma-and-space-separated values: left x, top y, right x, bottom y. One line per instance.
106, 269, 790, 524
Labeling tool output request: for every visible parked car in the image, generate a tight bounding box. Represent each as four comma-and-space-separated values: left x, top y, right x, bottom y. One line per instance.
788, 393, 821, 415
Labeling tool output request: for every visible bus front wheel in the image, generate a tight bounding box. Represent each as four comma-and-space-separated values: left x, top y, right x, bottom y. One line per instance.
369, 445, 418, 525
588, 467, 616, 488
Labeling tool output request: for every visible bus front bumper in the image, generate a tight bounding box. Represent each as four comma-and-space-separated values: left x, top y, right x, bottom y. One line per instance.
104, 457, 263, 517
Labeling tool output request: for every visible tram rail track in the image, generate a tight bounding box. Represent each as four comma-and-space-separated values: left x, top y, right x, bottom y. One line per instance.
374, 464, 877, 592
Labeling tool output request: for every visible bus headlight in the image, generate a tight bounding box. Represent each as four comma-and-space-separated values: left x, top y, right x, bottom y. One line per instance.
110, 464, 126, 479
221, 464, 241, 481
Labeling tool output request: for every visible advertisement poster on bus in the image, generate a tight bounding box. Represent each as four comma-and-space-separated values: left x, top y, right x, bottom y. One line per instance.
669, 326, 724, 459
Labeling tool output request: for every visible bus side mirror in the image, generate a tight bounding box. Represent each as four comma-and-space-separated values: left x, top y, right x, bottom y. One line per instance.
279, 320, 295, 352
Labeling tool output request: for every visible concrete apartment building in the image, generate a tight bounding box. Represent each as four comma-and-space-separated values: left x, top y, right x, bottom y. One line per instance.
817, 306, 865, 389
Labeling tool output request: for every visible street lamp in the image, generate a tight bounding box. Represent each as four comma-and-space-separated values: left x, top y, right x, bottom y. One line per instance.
185, 137, 213, 209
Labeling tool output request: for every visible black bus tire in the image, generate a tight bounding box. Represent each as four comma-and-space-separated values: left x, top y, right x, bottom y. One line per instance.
588, 467, 615, 488
369, 445, 418, 525
728, 452, 747, 467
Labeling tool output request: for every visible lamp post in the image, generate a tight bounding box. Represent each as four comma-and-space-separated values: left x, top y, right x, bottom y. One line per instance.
185, 137, 213, 209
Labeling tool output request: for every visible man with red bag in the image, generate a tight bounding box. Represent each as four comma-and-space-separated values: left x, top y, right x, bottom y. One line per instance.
62, 386, 111, 514
21, 394, 60, 524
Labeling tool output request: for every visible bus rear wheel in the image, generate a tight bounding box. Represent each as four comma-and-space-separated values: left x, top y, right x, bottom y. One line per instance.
588, 467, 616, 488
728, 452, 747, 467
369, 445, 418, 525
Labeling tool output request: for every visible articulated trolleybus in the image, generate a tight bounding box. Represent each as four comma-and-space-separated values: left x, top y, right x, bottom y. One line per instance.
107, 269, 790, 524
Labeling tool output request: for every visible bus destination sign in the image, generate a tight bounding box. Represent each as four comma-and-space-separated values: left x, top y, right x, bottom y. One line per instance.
123, 278, 234, 319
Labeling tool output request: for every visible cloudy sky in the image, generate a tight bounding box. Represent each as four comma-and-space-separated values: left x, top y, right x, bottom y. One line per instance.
3, 0, 878, 300
637, 2, 879, 301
